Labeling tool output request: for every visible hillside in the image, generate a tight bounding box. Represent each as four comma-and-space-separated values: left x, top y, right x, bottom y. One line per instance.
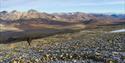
0, 10, 125, 44
0, 24, 125, 63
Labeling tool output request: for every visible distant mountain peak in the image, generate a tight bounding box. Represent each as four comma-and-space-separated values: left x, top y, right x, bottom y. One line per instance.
11, 10, 18, 13
28, 9, 38, 13
0, 11, 8, 13
0, 11, 8, 15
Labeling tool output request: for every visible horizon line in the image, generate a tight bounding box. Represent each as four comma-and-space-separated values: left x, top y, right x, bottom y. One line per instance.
0, 9, 125, 14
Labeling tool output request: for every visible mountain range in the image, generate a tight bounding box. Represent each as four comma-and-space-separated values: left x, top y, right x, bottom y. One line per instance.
0, 10, 125, 31
0, 9, 124, 22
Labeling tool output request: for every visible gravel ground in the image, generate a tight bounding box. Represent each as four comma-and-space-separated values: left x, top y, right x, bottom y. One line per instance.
0, 31, 125, 63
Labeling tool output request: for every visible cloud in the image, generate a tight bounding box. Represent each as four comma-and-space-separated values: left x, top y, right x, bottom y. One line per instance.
55, 1, 125, 6
1, 0, 124, 7
0, 0, 124, 13
22, 0, 125, 7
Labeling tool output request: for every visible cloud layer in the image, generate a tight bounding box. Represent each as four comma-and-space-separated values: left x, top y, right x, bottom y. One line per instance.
0, 0, 125, 13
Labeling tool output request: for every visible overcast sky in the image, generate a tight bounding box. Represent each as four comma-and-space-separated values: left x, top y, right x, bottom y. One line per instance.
0, 0, 125, 13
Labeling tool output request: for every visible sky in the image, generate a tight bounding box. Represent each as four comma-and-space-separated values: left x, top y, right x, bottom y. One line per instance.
0, 0, 125, 14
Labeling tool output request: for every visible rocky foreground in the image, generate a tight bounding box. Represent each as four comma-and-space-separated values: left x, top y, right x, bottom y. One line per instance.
0, 29, 125, 63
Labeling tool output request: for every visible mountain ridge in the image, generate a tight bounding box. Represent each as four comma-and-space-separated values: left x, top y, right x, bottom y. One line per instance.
0, 9, 125, 28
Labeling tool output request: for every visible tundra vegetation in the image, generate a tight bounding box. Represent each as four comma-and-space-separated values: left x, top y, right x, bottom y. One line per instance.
0, 24, 125, 63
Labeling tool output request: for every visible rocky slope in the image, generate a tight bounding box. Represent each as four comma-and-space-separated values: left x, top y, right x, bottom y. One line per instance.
0, 28, 125, 63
